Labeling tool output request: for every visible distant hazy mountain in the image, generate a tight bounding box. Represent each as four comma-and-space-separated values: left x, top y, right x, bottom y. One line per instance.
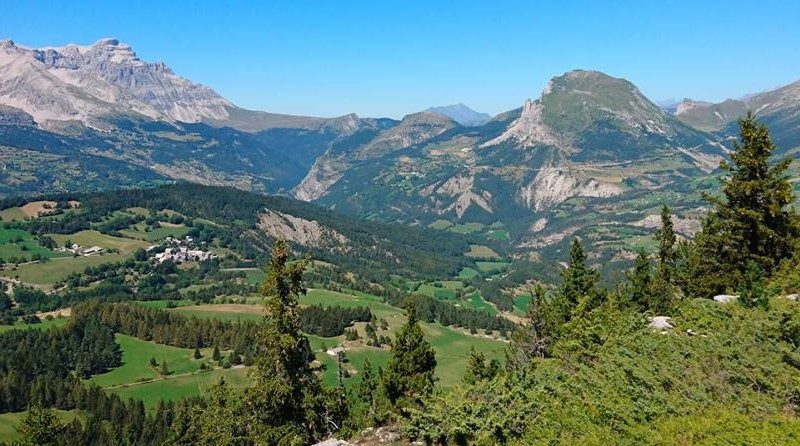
425, 103, 491, 126
654, 98, 680, 114
675, 79, 800, 150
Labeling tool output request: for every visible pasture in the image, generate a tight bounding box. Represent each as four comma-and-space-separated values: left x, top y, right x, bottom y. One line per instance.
465, 244, 500, 259
49, 230, 150, 254
152, 290, 507, 388
0, 253, 127, 287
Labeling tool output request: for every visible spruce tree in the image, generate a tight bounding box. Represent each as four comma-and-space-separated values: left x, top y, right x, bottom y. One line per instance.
15, 406, 63, 446
692, 113, 798, 296
382, 307, 437, 407
463, 347, 486, 385
244, 239, 326, 442
628, 250, 653, 310
507, 284, 556, 368
558, 238, 601, 315
656, 205, 676, 282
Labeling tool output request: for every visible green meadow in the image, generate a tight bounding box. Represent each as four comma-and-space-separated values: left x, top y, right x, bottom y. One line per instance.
0, 253, 127, 287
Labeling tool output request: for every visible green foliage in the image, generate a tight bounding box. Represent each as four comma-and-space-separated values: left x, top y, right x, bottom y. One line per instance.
738, 261, 769, 309
408, 299, 800, 443
690, 113, 799, 296
382, 308, 437, 408
243, 239, 327, 443
558, 238, 601, 312
656, 204, 676, 283
12, 406, 63, 446
463, 347, 500, 385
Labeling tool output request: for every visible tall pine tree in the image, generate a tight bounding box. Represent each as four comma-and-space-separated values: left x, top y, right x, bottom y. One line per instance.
656, 205, 676, 282
244, 239, 327, 443
691, 113, 798, 296
382, 307, 437, 408
558, 238, 601, 316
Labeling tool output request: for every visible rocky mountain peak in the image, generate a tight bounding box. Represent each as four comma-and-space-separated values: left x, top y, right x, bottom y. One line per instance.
0, 38, 232, 127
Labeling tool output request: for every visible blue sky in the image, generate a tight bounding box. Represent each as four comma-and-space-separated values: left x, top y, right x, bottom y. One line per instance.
2, 0, 799, 118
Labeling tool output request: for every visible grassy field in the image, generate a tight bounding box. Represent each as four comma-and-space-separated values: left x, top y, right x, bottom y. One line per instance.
486, 229, 510, 241
121, 224, 190, 242
417, 283, 457, 300
460, 292, 499, 315
163, 290, 507, 388
109, 367, 250, 411
423, 323, 505, 386
0, 410, 82, 442
0, 207, 27, 222
0, 317, 69, 333
301, 288, 400, 318
513, 293, 532, 315
466, 244, 500, 259
87, 334, 252, 410
428, 219, 453, 230
49, 230, 150, 254
171, 304, 264, 322
448, 222, 485, 234
475, 261, 512, 273
0, 226, 64, 260
458, 267, 480, 279
220, 267, 265, 285
0, 253, 126, 287
88, 334, 215, 388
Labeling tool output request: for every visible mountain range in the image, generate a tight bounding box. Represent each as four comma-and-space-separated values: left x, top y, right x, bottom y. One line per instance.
1, 38, 799, 267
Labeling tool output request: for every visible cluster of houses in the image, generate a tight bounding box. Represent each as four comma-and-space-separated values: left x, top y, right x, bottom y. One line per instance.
150, 236, 215, 264
58, 244, 104, 256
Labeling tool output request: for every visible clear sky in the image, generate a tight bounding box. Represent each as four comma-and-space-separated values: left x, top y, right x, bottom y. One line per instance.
2, 0, 799, 119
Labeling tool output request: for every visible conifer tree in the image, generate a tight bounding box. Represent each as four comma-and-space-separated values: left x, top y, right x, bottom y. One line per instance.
382, 307, 437, 407
656, 205, 676, 282
357, 358, 378, 409
245, 239, 326, 443
15, 406, 63, 446
691, 113, 798, 296
558, 238, 601, 315
628, 250, 653, 310
507, 284, 557, 368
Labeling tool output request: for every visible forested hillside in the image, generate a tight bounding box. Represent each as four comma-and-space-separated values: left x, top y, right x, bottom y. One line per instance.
1, 115, 799, 445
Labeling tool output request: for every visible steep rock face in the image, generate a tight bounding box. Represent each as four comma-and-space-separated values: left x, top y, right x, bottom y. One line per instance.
0, 38, 345, 132
519, 167, 623, 211
0, 38, 230, 127
293, 155, 349, 201
258, 209, 348, 248
299, 70, 727, 259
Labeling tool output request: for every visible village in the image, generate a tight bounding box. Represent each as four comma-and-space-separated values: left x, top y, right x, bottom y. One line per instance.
149, 235, 215, 264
